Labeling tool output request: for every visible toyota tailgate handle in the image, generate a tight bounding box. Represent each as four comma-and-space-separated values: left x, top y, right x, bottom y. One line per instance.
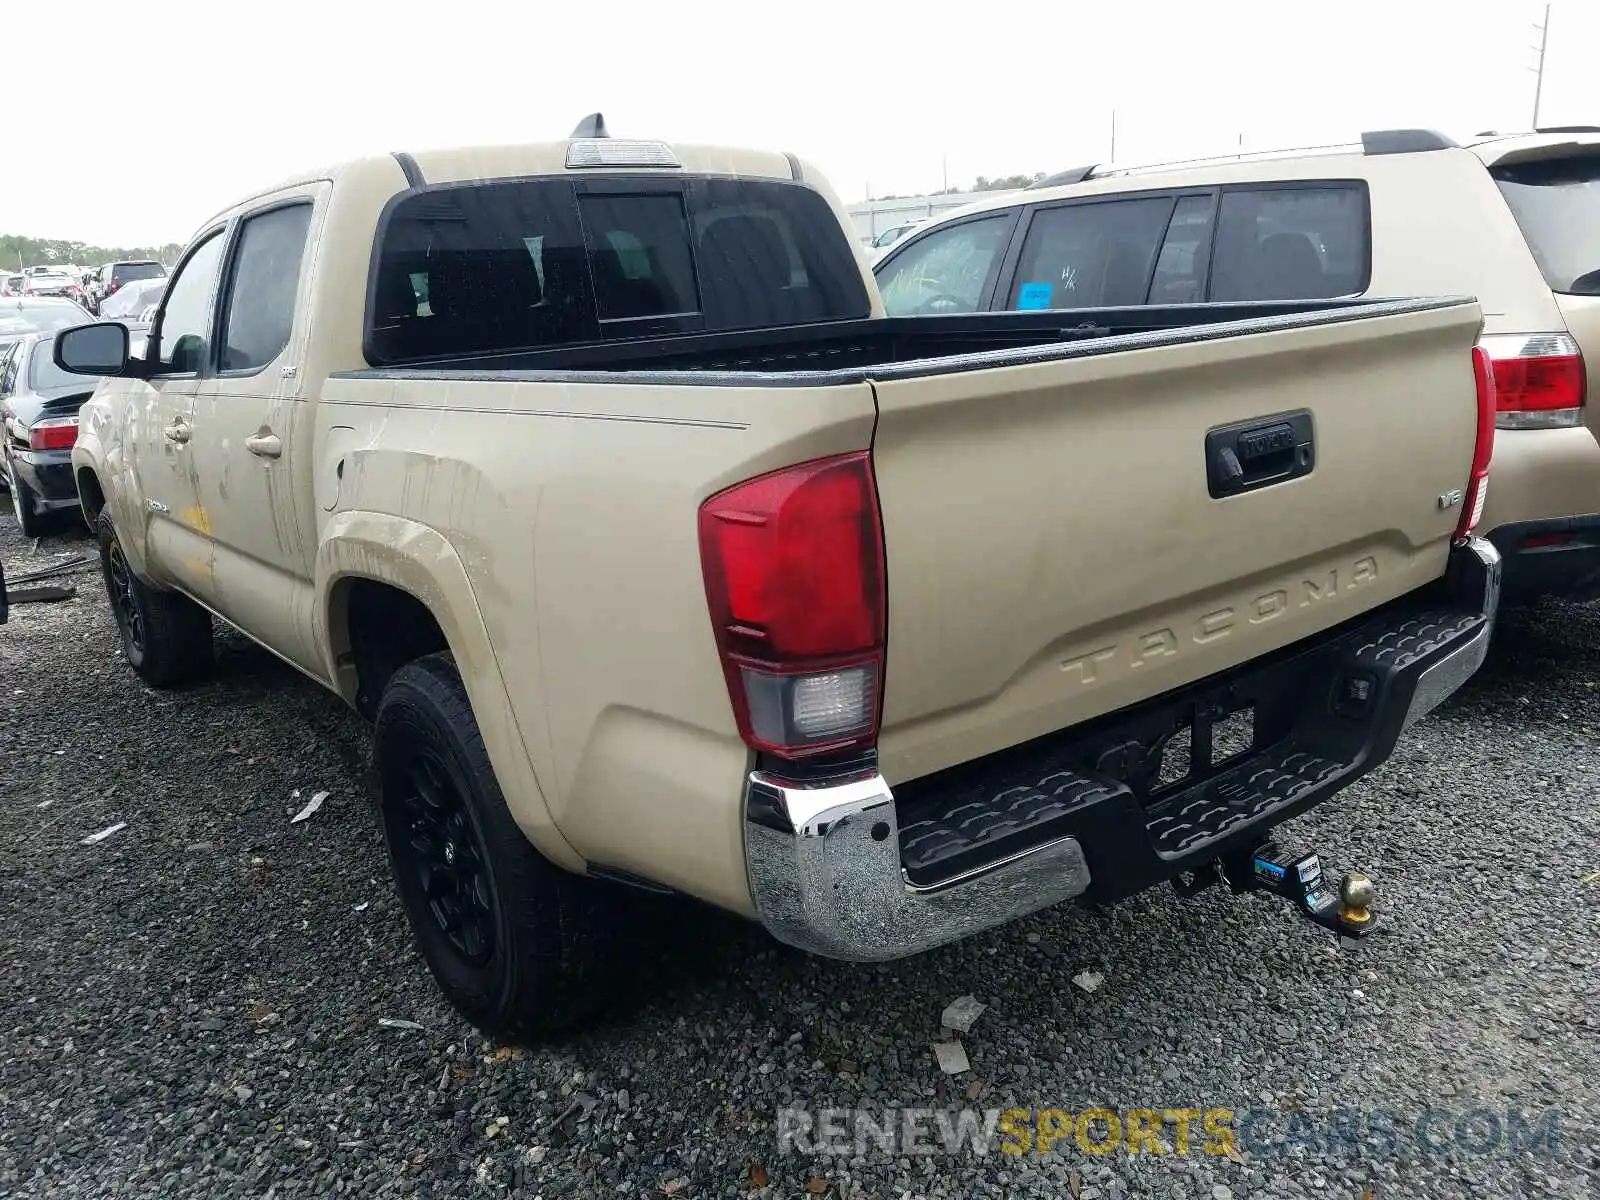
1205, 410, 1314, 498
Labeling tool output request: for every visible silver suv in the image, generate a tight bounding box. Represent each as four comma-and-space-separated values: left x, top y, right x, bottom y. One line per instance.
873, 127, 1600, 600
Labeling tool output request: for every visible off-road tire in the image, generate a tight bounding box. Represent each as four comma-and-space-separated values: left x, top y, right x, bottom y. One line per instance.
374, 652, 630, 1041
95, 509, 213, 685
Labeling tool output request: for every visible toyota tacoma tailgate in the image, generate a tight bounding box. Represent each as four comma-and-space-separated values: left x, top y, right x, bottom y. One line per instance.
870, 299, 1491, 784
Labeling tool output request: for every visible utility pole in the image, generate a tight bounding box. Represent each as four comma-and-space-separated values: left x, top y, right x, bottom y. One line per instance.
1110, 109, 1118, 161
1531, 2, 1551, 130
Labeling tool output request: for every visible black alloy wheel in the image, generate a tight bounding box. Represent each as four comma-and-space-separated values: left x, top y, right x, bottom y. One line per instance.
104, 535, 145, 657
93, 509, 213, 685
398, 746, 498, 966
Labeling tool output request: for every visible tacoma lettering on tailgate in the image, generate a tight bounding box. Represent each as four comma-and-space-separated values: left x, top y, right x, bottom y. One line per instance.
1061, 556, 1379, 686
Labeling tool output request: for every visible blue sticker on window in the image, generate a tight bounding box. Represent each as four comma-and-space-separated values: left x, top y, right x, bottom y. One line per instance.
1016, 281, 1053, 310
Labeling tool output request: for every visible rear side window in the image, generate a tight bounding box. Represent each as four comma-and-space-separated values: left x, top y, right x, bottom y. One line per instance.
875, 216, 1010, 316
367, 176, 870, 364
1492, 155, 1600, 295
1208, 185, 1368, 301
30, 337, 103, 391
1006, 197, 1175, 310
219, 204, 314, 372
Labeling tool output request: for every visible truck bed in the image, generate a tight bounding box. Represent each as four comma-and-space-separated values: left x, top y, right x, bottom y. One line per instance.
333, 297, 1467, 383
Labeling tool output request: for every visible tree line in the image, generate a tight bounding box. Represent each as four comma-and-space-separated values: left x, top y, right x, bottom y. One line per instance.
0, 233, 183, 273
870, 173, 1047, 203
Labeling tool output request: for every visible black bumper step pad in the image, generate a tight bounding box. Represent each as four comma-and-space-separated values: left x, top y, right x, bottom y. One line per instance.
1144, 744, 1342, 856
898, 769, 1126, 888
893, 595, 1489, 894
1347, 609, 1483, 671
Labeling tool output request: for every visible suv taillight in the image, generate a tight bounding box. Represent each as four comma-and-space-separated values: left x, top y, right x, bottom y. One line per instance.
104, 280, 120, 295
1477, 332, 1585, 430
29, 416, 78, 451
698, 452, 886, 760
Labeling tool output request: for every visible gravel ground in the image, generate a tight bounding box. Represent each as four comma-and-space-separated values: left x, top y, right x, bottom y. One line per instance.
1, 515, 1596, 1200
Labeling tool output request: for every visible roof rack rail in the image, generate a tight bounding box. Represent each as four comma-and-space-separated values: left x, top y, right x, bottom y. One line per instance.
1029, 165, 1097, 189
1534, 125, 1600, 135
1361, 129, 1459, 156
570, 112, 609, 139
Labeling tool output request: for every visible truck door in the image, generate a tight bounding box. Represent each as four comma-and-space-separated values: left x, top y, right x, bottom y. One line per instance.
187, 189, 324, 677
135, 229, 228, 597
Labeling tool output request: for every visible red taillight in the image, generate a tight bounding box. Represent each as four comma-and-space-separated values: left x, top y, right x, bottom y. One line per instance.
104, 280, 120, 295
699, 451, 886, 759
1457, 346, 1497, 542
1478, 333, 1585, 429
28, 417, 78, 451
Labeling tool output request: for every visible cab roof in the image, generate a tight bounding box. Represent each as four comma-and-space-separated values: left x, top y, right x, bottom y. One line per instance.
203, 113, 805, 232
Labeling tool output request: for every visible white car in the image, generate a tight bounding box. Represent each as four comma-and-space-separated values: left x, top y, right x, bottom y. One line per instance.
865, 219, 929, 263
98, 275, 166, 320
22, 271, 85, 302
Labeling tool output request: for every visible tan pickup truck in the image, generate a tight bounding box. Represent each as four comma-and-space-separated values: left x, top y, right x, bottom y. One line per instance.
56, 117, 1501, 1039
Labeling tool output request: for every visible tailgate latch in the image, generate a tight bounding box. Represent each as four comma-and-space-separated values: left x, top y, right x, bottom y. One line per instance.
1204, 409, 1315, 498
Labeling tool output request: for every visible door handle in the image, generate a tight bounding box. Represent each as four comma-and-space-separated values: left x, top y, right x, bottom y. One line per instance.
163, 420, 190, 444
245, 431, 283, 459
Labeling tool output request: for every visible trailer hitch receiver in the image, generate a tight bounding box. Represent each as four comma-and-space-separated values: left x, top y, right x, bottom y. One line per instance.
1211, 840, 1378, 938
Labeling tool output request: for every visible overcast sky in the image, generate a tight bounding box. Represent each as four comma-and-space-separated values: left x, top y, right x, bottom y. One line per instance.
4, 0, 1595, 248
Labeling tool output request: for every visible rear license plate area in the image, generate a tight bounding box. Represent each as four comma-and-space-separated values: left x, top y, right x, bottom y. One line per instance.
1151, 703, 1256, 796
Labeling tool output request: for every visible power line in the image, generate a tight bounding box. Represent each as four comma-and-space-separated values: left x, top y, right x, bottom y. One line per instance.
1530, 2, 1551, 128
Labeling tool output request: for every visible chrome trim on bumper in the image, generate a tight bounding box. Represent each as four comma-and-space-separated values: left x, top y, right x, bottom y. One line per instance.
743, 770, 1092, 961
1403, 536, 1501, 730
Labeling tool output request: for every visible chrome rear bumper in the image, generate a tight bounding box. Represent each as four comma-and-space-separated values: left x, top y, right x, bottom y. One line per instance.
744, 771, 1092, 960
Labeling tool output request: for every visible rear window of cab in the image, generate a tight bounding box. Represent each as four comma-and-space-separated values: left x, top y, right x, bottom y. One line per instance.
366, 176, 871, 364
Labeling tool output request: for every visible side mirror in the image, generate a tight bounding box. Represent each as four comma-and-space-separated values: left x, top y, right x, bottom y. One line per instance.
54, 322, 130, 377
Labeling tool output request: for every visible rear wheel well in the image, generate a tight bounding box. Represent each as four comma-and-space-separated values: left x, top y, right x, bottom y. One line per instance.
339, 579, 449, 721
76, 469, 105, 522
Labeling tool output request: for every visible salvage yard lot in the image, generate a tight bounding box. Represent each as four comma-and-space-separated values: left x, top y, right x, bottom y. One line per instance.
0, 518, 1596, 1200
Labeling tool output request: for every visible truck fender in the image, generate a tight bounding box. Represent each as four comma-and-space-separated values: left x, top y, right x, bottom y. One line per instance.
71, 434, 156, 579
316, 510, 582, 872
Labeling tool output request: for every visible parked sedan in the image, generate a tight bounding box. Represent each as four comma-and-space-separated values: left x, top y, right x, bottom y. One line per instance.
0, 331, 101, 536
22, 271, 86, 303
0, 296, 92, 336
